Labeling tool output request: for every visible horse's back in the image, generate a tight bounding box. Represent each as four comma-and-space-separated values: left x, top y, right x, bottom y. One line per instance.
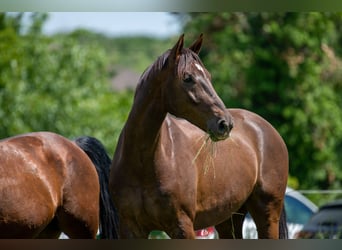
0, 132, 64, 237
0, 132, 99, 238
0, 133, 67, 208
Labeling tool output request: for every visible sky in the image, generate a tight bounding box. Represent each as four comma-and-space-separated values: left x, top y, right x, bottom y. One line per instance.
41, 12, 182, 38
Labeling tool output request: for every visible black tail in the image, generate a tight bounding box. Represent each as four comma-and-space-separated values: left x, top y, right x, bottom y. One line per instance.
279, 204, 288, 239
74, 136, 119, 239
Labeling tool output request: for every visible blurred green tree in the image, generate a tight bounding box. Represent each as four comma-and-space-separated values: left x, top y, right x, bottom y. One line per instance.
0, 13, 133, 155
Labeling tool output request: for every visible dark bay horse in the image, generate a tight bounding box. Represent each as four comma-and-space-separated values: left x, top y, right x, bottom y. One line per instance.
0, 132, 118, 238
109, 34, 288, 239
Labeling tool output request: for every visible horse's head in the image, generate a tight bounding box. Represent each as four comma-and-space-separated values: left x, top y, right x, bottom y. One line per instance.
163, 34, 233, 141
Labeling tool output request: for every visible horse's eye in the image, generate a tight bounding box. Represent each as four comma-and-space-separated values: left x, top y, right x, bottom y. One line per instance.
183, 74, 194, 84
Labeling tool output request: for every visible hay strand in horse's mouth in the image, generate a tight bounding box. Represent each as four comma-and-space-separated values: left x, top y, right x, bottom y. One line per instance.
192, 135, 218, 178
192, 135, 210, 165
204, 139, 217, 177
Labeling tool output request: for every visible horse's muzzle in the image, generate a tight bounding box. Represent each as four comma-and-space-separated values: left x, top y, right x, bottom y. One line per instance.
208, 117, 233, 142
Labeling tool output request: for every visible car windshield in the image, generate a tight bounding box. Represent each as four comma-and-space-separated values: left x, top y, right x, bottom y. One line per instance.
285, 195, 315, 224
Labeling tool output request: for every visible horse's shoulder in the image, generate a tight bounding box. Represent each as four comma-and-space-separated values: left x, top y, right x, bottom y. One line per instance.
164, 114, 199, 129
163, 114, 204, 137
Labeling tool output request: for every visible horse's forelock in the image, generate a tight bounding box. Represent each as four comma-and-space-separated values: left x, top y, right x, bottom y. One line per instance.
135, 48, 202, 95
177, 49, 204, 76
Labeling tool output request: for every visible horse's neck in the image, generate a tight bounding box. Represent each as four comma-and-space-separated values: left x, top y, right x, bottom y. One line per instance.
122, 78, 166, 157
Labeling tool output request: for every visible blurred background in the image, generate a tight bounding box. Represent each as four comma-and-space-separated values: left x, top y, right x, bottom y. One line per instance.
1, 12, 342, 206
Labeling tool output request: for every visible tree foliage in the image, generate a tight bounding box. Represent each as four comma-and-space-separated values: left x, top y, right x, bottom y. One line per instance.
0, 13, 177, 156
181, 13, 342, 197
0, 13, 134, 155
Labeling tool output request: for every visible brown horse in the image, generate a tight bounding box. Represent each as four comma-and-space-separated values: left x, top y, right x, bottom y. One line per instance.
0, 132, 119, 238
109, 34, 288, 239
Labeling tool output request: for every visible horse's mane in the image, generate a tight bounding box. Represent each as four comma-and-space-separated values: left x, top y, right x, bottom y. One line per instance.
134, 49, 171, 98
139, 50, 171, 82
134, 48, 204, 99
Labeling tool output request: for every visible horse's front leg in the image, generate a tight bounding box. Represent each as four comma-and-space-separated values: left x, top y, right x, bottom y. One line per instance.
167, 213, 196, 239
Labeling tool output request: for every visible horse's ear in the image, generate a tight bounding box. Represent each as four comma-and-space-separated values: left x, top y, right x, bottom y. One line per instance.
169, 34, 184, 62
189, 33, 203, 54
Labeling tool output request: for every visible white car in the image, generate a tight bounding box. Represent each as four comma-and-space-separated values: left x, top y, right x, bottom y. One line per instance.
243, 187, 318, 239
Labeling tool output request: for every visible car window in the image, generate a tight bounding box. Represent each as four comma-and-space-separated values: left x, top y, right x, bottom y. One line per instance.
300, 207, 342, 239
308, 208, 342, 226
285, 195, 314, 224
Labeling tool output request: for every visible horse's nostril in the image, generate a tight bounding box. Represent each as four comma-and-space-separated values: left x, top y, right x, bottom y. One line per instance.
218, 119, 229, 133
